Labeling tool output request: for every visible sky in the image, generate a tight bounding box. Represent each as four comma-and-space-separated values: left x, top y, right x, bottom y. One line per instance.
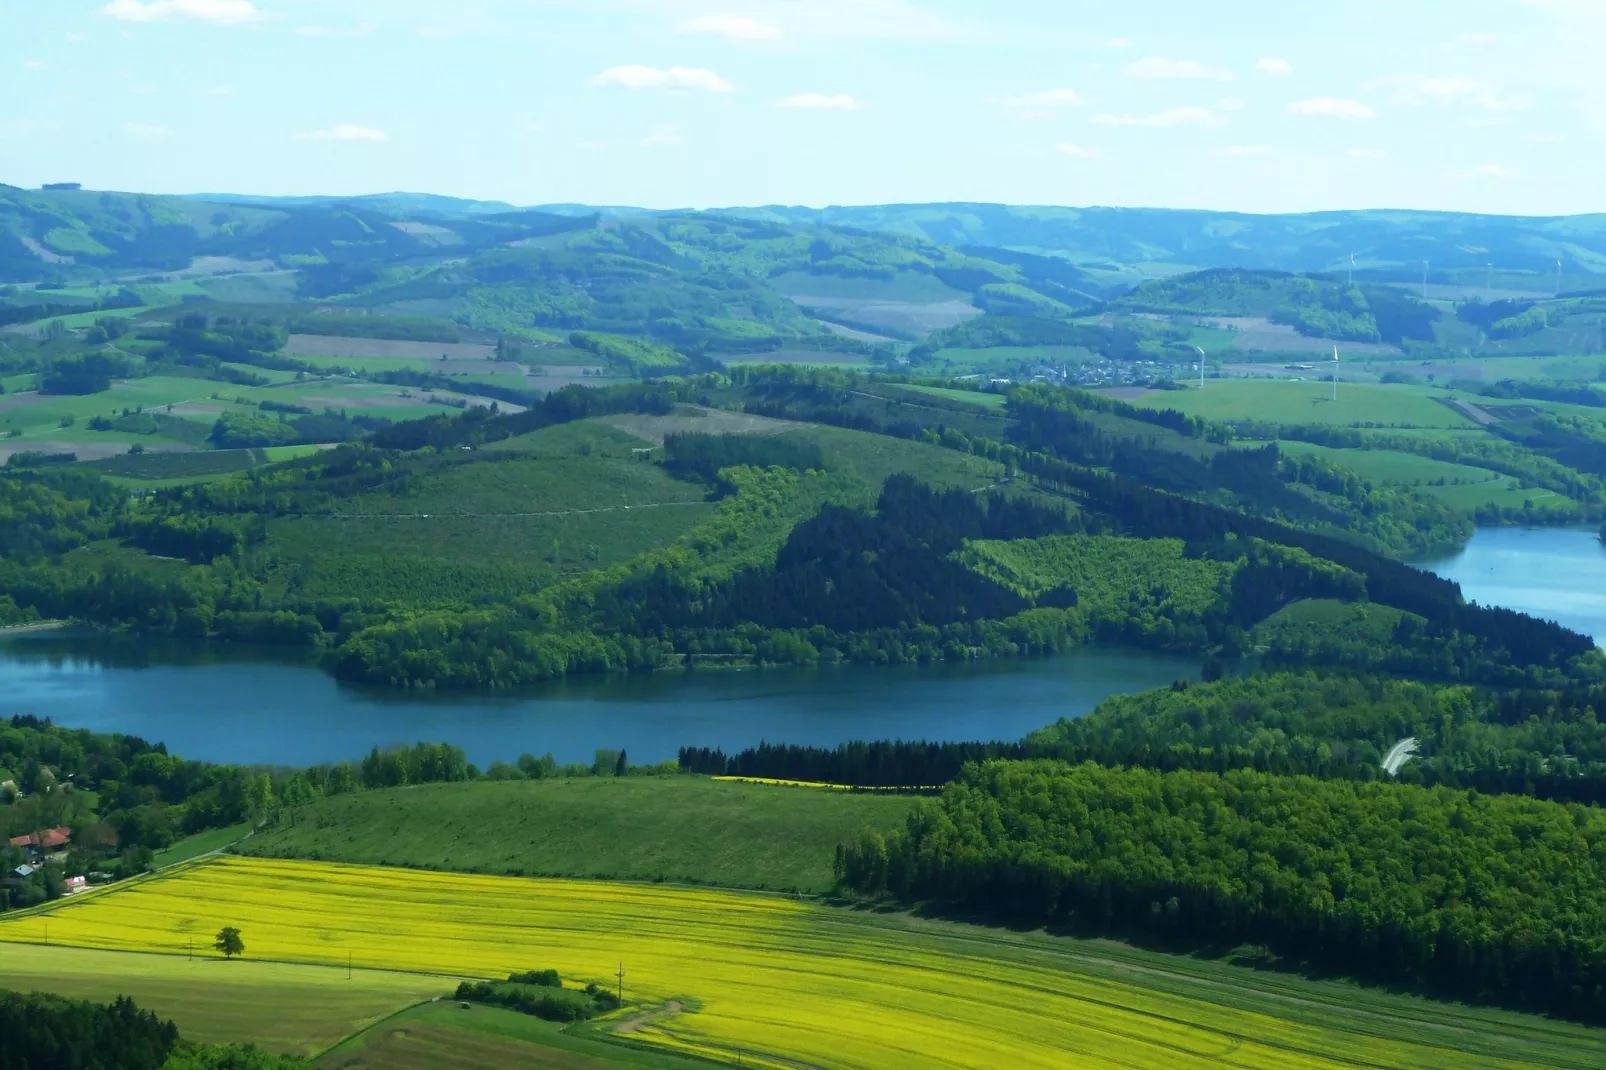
2, 0, 1603, 215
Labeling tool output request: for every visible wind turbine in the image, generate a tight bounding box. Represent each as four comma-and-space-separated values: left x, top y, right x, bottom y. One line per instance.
1348, 252, 1355, 288
1194, 345, 1206, 390
1421, 260, 1430, 300
1332, 345, 1340, 402
1556, 259, 1564, 298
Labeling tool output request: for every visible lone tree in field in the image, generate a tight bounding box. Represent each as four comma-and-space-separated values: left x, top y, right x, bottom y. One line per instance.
214, 926, 245, 960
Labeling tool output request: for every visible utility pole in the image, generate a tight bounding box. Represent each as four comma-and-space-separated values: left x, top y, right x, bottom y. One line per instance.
188, 938, 192, 962
348, 952, 352, 980
617, 962, 626, 1006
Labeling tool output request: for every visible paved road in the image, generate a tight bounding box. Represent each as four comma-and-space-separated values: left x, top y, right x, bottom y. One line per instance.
1382, 737, 1420, 776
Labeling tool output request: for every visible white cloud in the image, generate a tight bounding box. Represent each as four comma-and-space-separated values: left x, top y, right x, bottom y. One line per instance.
203, 85, 235, 96
1102, 38, 1132, 48
777, 92, 867, 110
1287, 97, 1376, 119
1256, 58, 1293, 77
1366, 75, 1520, 113
591, 65, 733, 92
642, 124, 681, 147
1527, 132, 1567, 143
987, 88, 1083, 109
297, 124, 388, 142
1460, 163, 1509, 179
1216, 144, 1272, 157
1056, 142, 1103, 160
1346, 147, 1386, 159
24, 60, 48, 71
122, 122, 174, 140
1092, 105, 1224, 128
1122, 56, 1235, 82
1217, 96, 1246, 112
101, 0, 258, 23
681, 14, 781, 41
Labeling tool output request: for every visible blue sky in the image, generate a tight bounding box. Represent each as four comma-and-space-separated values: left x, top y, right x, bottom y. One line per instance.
3, 0, 1601, 214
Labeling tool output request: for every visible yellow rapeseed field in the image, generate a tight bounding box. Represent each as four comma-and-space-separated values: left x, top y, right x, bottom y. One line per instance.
0, 857, 1584, 1069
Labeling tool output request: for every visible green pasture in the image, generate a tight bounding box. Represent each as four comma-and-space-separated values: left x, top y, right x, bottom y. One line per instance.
238, 776, 914, 893
791, 423, 1011, 501
257, 447, 717, 605
1133, 380, 1478, 429
152, 822, 254, 868
321, 1001, 714, 1070
1275, 441, 1570, 512
901, 384, 1008, 408
0, 943, 450, 1057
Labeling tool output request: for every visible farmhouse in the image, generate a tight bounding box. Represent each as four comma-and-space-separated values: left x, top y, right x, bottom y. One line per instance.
9, 827, 71, 863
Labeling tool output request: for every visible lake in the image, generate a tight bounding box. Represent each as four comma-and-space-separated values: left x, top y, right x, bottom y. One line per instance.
1414, 526, 1606, 648
0, 631, 1196, 768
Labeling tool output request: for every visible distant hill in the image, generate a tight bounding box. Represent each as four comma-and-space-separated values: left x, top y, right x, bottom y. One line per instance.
722, 203, 1606, 285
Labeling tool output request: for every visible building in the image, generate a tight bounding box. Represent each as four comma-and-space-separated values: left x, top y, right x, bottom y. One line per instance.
8, 827, 71, 863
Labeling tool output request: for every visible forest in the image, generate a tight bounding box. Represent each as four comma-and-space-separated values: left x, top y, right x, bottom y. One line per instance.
835, 760, 1606, 1020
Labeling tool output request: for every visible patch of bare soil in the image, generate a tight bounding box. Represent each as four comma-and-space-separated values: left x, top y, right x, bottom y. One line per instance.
598, 406, 808, 445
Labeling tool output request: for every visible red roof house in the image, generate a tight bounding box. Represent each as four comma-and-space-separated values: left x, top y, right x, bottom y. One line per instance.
8, 827, 71, 852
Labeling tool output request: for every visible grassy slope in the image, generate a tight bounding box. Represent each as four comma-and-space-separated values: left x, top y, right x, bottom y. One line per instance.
258, 428, 717, 606
1132, 380, 1478, 429
9, 856, 1603, 1070
0, 942, 448, 1057
1274, 440, 1570, 511
152, 822, 252, 867
321, 1002, 712, 1070
237, 777, 912, 893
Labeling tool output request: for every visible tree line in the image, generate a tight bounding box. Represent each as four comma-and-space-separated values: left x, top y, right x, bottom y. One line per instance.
836, 759, 1606, 1021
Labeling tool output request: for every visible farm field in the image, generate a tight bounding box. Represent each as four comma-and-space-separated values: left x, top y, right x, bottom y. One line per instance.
1272, 441, 1569, 512
902, 384, 1008, 408
0, 942, 449, 1056
238, 777, 912, 892
1130, 380, 1478, 429
3, 856, 1603, 1069
257, 443, 718, 605
322, 1001, 714, 1070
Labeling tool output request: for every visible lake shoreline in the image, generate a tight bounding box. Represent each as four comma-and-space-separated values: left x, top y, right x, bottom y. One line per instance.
0, 620, 68, 636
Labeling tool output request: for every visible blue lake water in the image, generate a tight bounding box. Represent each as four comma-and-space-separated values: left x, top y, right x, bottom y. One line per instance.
0, 631, 1195, 767
1414, 526, 1606, 648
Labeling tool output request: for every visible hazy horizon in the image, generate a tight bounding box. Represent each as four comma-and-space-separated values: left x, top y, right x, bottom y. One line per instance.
5, 1, 1602, 216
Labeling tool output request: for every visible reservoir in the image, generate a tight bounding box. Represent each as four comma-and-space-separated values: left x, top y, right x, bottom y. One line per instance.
0, 632, 1195, 767
1414, 526, 1606, 648
7, 526, 1595, 769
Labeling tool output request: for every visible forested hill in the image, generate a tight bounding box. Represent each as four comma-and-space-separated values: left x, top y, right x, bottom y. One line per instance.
714, 203, 1606, 280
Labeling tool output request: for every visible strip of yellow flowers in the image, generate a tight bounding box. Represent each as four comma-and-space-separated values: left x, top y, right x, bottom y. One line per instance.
0, 857, 1557, 1070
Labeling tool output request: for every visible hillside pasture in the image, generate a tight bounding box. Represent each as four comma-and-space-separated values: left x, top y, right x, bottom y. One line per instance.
0, 942, 448, 1057
1274, 440, 1571, 512
5, 856, 1603, 1070
258, 449, 717, 605
239, 776, 911, 892
1132, 380, 1478, 429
